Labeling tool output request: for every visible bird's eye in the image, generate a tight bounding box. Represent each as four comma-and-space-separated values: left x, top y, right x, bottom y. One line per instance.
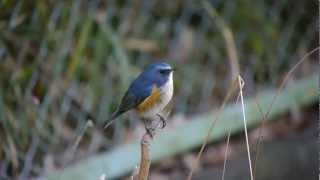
159, 70, 166, 74
159, 69, 172, 75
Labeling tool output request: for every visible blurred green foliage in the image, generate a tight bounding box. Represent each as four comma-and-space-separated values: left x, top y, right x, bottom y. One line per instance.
0, 0, 316, 178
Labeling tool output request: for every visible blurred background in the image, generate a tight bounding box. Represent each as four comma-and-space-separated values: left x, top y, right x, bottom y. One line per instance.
0, 0, 318, 179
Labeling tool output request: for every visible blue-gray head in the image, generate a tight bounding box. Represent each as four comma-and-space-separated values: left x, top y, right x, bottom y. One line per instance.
140, 62, 173, 87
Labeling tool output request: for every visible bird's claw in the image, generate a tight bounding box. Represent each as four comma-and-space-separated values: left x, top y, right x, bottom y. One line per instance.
144, 114, 167, 137
156, 114, 166, 129
145, 127, 155, 138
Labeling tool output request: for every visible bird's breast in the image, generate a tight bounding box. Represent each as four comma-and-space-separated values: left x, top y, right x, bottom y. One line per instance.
136, 86, 161, 113
136, 73, 173, 118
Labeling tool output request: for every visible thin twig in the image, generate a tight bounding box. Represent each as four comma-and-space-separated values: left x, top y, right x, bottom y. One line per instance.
252, 46, 320, 175
238, 76, 254, 180
186, 80, 238, 180
71, 120, 94, 155
221, 89, 242, 180
63, 120, 94, 166
265, 47, 319, 119
252, 98, 267, 177
221, 130, 231, 180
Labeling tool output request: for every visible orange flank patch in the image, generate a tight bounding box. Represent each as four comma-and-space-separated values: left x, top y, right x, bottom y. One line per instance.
137, 86, 161, 113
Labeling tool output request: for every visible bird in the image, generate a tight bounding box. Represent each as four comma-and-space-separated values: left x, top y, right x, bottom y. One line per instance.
103, 62, 174, 133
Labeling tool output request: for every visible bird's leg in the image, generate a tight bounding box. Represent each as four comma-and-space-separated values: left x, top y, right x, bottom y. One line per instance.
145, 127, 155, 138
143, 114, 166, 138
144, 119, 156, 138
156, 113, 166, 129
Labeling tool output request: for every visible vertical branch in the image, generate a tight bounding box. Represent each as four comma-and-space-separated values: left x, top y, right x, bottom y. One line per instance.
135, 133, 152, 180
238, 76, 254, 180
133, 117, 162, 180
221, 130, 231, 180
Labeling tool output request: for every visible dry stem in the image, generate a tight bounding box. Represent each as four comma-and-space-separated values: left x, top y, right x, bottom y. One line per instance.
238, 76, 254, 180
252, 46, 320, 175
221, 130, 231, 180
186, 80, 238, 180
133, 133, 152, 180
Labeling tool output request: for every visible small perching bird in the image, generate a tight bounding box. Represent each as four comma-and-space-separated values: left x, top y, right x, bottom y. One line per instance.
103, 62, 174, 134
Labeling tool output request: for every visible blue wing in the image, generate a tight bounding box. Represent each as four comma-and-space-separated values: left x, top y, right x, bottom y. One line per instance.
103, 76, 153, 128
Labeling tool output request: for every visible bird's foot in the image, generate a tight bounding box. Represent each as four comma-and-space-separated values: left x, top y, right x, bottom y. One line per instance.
143, 114, 167, 137
145, 126, 156, 138
156, 113, 166, 129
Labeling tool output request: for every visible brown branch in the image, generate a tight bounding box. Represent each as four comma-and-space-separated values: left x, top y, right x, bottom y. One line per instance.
132, 132, 152, 180
132, 116, 164, 180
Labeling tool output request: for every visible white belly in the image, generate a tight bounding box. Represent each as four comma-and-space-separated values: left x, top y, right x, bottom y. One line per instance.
141, 73, 173, 118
